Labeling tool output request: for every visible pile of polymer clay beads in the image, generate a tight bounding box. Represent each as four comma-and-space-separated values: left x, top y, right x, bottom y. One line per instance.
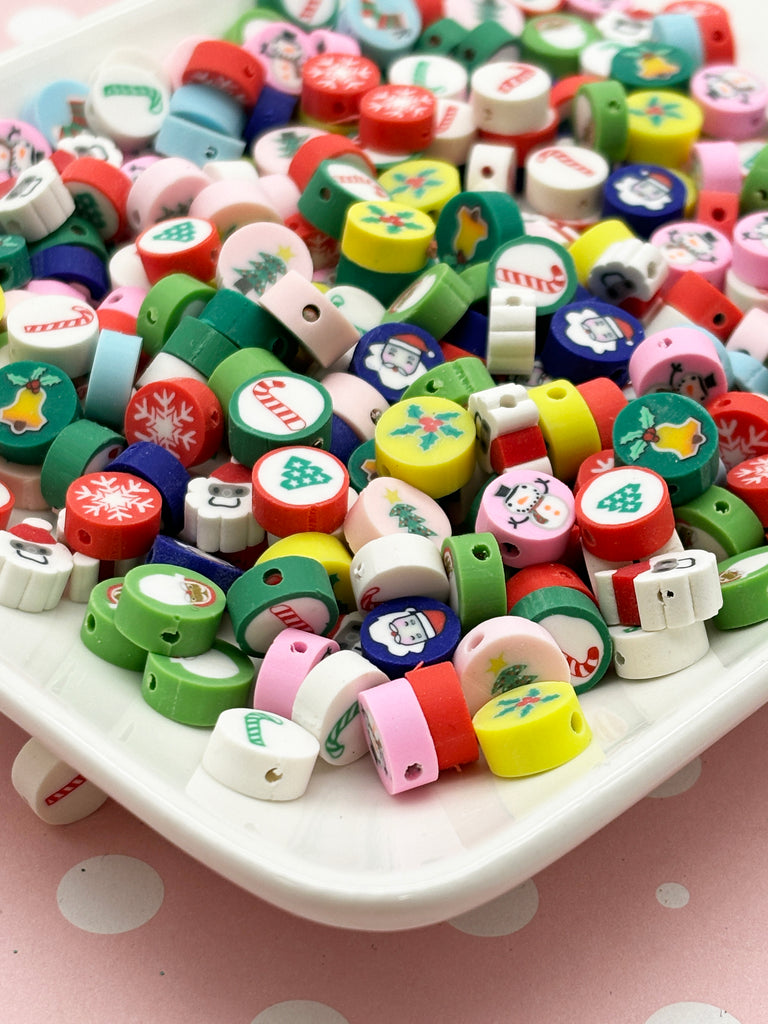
2, 0, 767, 805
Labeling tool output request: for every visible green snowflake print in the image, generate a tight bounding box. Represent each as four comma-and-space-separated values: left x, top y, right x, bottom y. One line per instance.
389, 403, 464, 451
629, 94, 684, 126
493, 687, 560, 719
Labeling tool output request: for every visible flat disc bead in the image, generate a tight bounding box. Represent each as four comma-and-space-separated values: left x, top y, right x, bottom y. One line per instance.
142, 639, 255, 726
350, 321, 444, 404
609, 619, 709, 678
469, 61, 552, 136
625, 89, 703, 167
487, 236, 577, 317
613, 392, 720, 505
226, 555, 338, 657
358, 677, 440, 795
343, 475, 451, 553
628, 326, 728, 402
60, 157, 131, 243
0, 360, 80, 465
475, 468, 575, 569
441, 532, 507, 632
524, 143, 609, 222
291, 648, 389, 766
6, 294, 99, 378
202, 707, 319, 802
705, 391, 768, 470
136, 216, 220, 285
113, 562, 226, 656
673, 484, 764, 561
715, 546, 768, 629
374, 396, 476, 499
64, 470, 162, 559
300, 52, 380, 125
349, 534, 450, 613
575, 464, 675, 561
252, 628, 340, 719
80, 578, 148, 670
107, 440, 190, 536
124, 377, 223, 468
472, 681, 591, 778
452, 614, 571, 717
360, 596, 460, 677
358, 85, 437, 154
404, 661, 478, 770
727, 456, 768, 526
216, 222, 313, 301
341, 200, 435, 275
731, 213, 768, 289
40, 419, 125, 509
251, 444, 349, 536
433, 185, 529, 271
126, 157, 210, 234
256, 532, 354, 614
527, 377, 601, 483
649, 220, 731, 291
11, 738, 108, 826
181, 39, 265, 105
85, 58, 170, 149
690, 64, 768, 140
0, 160, 75, 242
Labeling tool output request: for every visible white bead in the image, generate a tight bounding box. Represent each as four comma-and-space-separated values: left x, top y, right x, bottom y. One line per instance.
470, 61, 551, 136
588, 238, 669, 303
469, 381, 540, 473
610, 619, 710, 679
633, 549, 723, 631
485, 288, 537, 377
425, 98, 477, 166
0, 160, 74, 241
11, 738, 107, 824
582, 530, 684, 593
525, 144, 609, 222
135, 350, 206, 388
349, 534, 449, 612
464, 142, 516, 193
7, 294, 99, 378
202, 707, 319, 801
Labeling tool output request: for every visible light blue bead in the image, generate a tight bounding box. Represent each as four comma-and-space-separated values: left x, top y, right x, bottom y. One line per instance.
154, 113, 245, 165
336, 0, 422, 68
22, 78, 89, 146
650, 13, 704, 68
725, 349, 768, 395
168, 84, 246, 138
84, 329, 144, 431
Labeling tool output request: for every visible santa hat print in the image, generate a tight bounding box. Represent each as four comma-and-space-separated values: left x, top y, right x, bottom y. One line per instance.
413, 606, 446, 639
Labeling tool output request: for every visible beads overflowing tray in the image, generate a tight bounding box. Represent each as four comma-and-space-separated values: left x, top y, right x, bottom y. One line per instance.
3, 0, 768, 932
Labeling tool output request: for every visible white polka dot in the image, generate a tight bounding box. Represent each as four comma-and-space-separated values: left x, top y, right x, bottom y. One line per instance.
250, 1002, 349, 1024
655, 882, 690, 909
57, 855, 164, 933
645, 1002, 743, 1024
648, 758, 702, 797
448, 879, 539, 936
8, 6, 77, 45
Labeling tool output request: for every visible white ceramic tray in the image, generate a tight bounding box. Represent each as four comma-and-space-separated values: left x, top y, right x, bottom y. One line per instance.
2, 0, 768, 932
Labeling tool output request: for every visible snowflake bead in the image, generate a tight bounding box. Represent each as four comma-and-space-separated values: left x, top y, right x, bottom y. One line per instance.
63, 471, 163, 560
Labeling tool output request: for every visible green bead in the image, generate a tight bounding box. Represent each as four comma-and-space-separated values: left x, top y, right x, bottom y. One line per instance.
574, 80, 629, 163
612, 393, 720, 506
610, 42, 693, 92
299, 157, 390, 239
715, 546, 768, 629
521, 13, 600, 79
441, 531, 506, 632
402, 356, 494, 406
227, 555, 338, 657
452, 21, 520, 73
457, 261, 490, 305
509, 586, 612, 695
382, 262, 473, 337
114, 563, 226, 656
199, 287, 283, 350
208, 347, 289, 422
435, 191, 524, 270
674, 484, 765, 560
347, 437, 379, 492
221, 6, 283, 42
740, 145, 768, 214
80, 578, 148, 671
161, 316, 238, 377
136, 273, 217, 357
0, 361, 81, 465
40, 418, 125, 509
142, 639, 255, 726
415, 17, 466, 55
28, 215, 108, 261
0, 234, 32, 289
335, 251, 424, 306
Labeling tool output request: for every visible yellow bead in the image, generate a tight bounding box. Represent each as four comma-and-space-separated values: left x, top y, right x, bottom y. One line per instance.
527, 378, 601, 483
626, 90, 703, 168
670, 167, 698, 217
256, 532, 354, 613
377, 159, 461, 221
567, 219, 635, 286
472, 681, 591, 778
374, 396, 477, 499
341, 200, 435, 274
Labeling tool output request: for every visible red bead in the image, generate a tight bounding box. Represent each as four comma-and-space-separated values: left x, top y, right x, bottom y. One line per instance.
288, 134, 377, 190
301, 53, 380, 126
726, 456, 768, 526
251, 445, 349, 537
576, 377, 628, 450
705, 391, 768, 470
489, 424, 548, 475
64, 470, 162, 559
695, 189, 739, 238
135, 216, 220, 285
358, 84, 437, 154
124, 377, 224, 468
60, 157, 132, 243
550, 74, 602, 124
404, 661, 479, 770
505, 562, 597, 612
574, 449, 615, 495
284, 211, 340, 270
665, 270, 742, 342
182, 39, 265, 106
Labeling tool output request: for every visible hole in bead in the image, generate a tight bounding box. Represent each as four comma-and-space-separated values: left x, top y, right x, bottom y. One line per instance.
145, 307, 158, 325
160, 630, 180, 645
713, 312, 727, 326
264, 569, 283, 586
425, 378, 441, 393
711, 206, 726, 222
78, 529, 91, 545
404, 762, 422, 780
85, 614, 96, 633
472, 544, 490, 560
499, 393, 519, 407
467, 631, 484, 650
715, 500, 729, 513
647, 262, 657, 277
464, 48, 476, 61
290, 640, 307, 653
658, 336, 673, 348
302, 304, 320, 322
570, 711, 584, 733
481, 165, 495, 178
615, 651, 625, 665
146, 674, 157, 691
319, 187, 332, 201
546, 385, 567, 400
502, 542, 520, 558
265, 767, 282, 783
427, 33, 441, 46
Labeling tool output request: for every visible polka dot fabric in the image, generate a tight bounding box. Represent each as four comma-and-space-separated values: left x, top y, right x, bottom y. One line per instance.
1, 1, 768, 1022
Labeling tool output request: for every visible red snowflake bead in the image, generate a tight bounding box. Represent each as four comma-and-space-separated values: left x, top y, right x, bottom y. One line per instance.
181, 39, 265, 106
301, 53, 380, 126
123, 377, 224, 468
64, 470, 162, 560
358, 84, 437, 154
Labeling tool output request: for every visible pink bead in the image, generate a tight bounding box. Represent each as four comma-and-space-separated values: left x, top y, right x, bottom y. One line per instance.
358, 677, 439, 795
126, 156, 211, 234
343, 475, 451, 553
628, 326, 728, 403
257, 174, 301, 221
252, 628, 340, 719
690, 140, 742, 194
188, 179, 281, 237
732, 212, 768, 288
690, 64, 768, 140
650, 220, 732, 291
725, 308, 768, 364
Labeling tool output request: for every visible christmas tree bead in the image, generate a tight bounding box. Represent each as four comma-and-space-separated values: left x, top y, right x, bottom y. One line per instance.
715, 546, 768, 629
343, 474, 451, 553
0, 360, 81, 465
113, 561, 225, 657
673, 483, 764, 560
142, 638, 255, 726
216, 220, 314, 301
440, 530, 506, 632
136, 215, 220, 285
374, 395, 476, 499
228, 371, 333, 467
125, 156, 210, 234
60, 156, 131, 243
609, 618, 709, 678
202, 707, 319, 801
251, 444, 349, 537
360, 595, 460, 677
227, 554, 338, 656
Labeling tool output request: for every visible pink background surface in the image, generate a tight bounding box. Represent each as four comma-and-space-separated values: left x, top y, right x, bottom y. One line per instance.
2, 2, 768, 1023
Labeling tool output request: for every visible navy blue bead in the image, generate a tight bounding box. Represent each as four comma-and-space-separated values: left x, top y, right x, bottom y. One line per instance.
442, 308, 488, 358
350, 321, 444, 404
30, 244, 109, 301
146, 534, 243, 592
542, 299, 644, 387
602, 164, 686, 238
360, 596, 461, 678
243, 85, 298, 144
329, 412, 360, 465
107, 442, 190, 535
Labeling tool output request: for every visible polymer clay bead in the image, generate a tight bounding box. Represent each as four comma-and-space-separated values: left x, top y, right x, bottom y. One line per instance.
7, 293, 99, 378
0, 518, 74, 612
628, 326, 728, 403
731, 212, 768, 288
135, 215, 220, 285
83, 328, 143, 431
255, 531, 354, 614
473, 680, 591, 777
252, 627, 340, 719
464, 141, 517, 194
726, 455, 768, 526
475, 467, 575, 569
226, 554, 338, 657
291, 648, 388, 766
612, 391, 720, 505
351, 321, 444, 404
11, 738, 108, 826
202, 707, 319, 801
453, 614, 571, 717
216, 221, 313, 300
625, 88, 703, 167
525, 143, 609, 222
575, 464, 675, 562
358, 676, 440, 795
527, 377, 602, 483
484, 288, 536, 378
183, 461, 264, 554
434, 190, 523, 270
704, 391, 768, 470
60, 157, 131, 243
358, 84, 436, 154
349, 533, 449, 612
487, 235, 577, 317
0, 160, 75, 242
374, 395, 476, 499
144, 534, 243, 593
80, 577, 148, 670
40, 419, 125, 510
251, 444, 349, 537
653, 270, 742, 343
64, 470, 163, 560
106, 440, 190, 536
124, 377, 223, 468
649, 220, 732, 291
0, 359, 80, 465
142, 638, 255, 726
602, 163, 687, 239
403, 661, 479, 770
343, 474, 451, 553
469, 61, 552, 137
673, 483, 764, 560
609, 619, 709, 679
690, 64, 768, 140
521, 13, 601, 78
468, 381, 545, 476
341, 200, 435, 275
125, 157, 210, 233
543, 299, 642, 387
440, 531, 506, 633
572, 78, 629, 164
360, 596, 460, 677
86, 53, 170, 149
